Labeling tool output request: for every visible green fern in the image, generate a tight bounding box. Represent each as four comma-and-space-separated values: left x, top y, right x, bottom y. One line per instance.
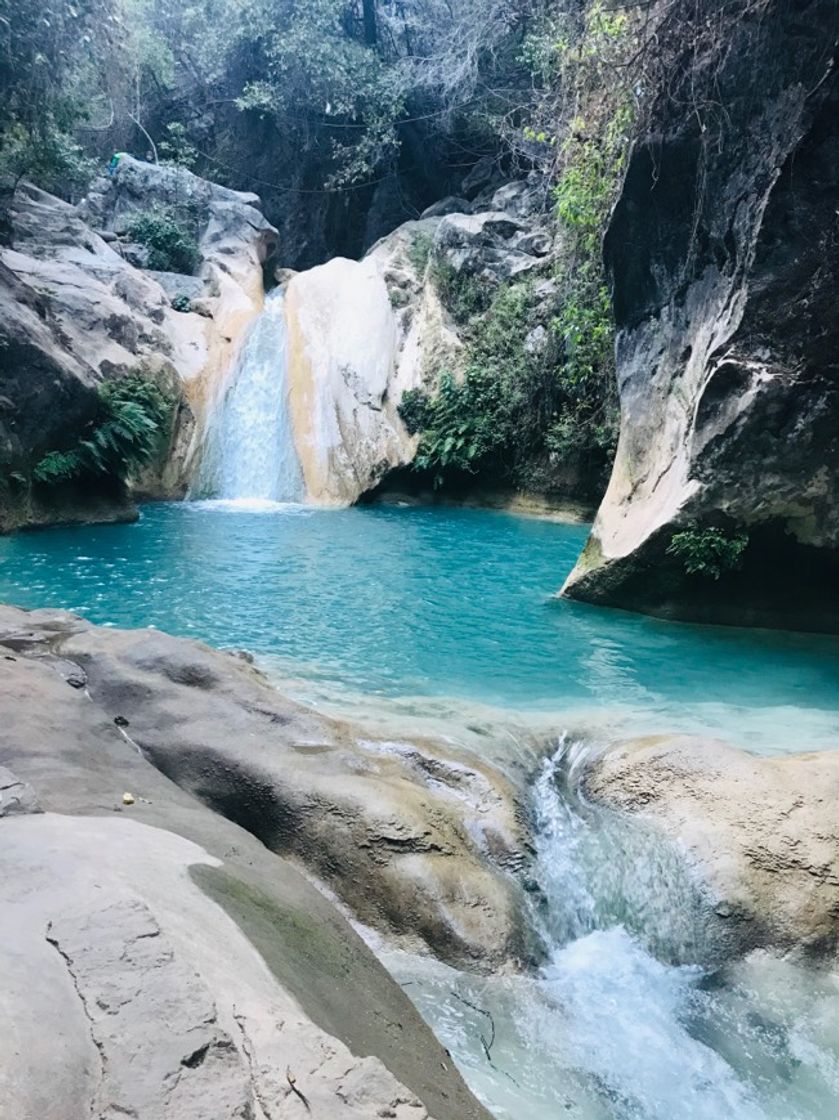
32, 449, 85, 484
32, 375, 174, 487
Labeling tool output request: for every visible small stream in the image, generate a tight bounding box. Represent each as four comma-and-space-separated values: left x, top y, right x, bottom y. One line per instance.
1, 503, 838, 1117
379, 739, 839, 1119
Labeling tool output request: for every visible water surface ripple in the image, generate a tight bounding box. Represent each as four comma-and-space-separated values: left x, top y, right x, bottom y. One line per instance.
1, 501, 837, 752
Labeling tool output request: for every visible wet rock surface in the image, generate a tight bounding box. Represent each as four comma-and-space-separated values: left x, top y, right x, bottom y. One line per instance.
0, 604, 529, 970
584, 734, 839, 961
0, 603, 495, 1120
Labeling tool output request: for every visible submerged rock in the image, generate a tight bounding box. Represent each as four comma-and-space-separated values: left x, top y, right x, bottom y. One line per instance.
0, 604, 530, 972
562, 0, 839, 632
584, 735, 839, 960
0, 605, 494, 1120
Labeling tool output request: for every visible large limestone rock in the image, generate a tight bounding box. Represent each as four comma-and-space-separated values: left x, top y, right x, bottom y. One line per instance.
0, 608, 493, 1120
283, 177, 553, 505
284, 255, 412, 504
0, 158, 276, 528
0, 604, 529, 971
562, 0, 839, 631
584, 735, 839, 961
82, 157, 279, 476
284, 213, 467, 504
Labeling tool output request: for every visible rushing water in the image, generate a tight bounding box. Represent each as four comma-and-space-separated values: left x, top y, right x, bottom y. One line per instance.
193, 289, 305, 502
380, 741, 839, 1120
2, 501, 839, 1119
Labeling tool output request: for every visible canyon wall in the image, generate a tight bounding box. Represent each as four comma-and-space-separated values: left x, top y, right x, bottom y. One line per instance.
562, 0, 839, 631
0, 157, 276, 529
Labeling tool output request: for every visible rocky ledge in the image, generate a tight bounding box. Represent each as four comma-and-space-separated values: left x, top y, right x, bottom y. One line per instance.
584, 734, 839, 962
0, 605, 530, 971
0, 158, 277, 531
0, 601, 512, 1119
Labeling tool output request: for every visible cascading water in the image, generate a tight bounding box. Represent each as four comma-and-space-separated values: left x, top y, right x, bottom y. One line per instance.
377, 738, 839, 1120
197, 289, 305, 504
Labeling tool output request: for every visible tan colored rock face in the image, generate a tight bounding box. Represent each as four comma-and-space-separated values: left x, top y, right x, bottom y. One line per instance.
0, 605, 529, 972
282, 223, 462, 505
0, 160, 278, 524
0, 607, 494, 1120
584, 735, 839, 960
284, 256, 406, 504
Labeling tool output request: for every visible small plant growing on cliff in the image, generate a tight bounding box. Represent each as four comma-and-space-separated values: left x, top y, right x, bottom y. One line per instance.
123, 205, 199, 274
398, 388, 432, 435
430, 260, 490, 324
33, 376, 174, 487
408, 231, 433, 276
171, 292, 192, 312
158, 122, 199, 171
666, 525, 749, 580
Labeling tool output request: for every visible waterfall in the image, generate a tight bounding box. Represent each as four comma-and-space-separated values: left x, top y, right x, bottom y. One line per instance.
529, 737, 711, 965
198, 289, 305, 504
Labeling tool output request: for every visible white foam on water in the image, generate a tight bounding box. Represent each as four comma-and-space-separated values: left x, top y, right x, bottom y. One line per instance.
189, 498, 310, 515
373, 742, 839, 1120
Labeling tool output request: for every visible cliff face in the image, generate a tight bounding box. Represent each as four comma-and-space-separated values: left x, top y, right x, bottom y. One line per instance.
563, 0, 839, 632
0, 158, 276, 530
280, 179, 556, 506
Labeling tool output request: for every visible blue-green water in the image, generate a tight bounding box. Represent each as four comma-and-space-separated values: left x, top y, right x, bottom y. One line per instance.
1, 500, 837, 752
3, 498, 839, 1120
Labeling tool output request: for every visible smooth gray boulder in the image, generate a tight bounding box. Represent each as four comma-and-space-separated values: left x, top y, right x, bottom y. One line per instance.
0, 764, 41, 816
0, 605, 530, 971
0, 605, 494, 1120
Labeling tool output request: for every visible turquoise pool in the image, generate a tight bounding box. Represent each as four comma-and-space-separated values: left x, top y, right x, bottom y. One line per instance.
1, 500, 837, 752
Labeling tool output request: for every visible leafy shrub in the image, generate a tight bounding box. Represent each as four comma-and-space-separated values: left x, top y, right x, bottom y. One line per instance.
171, 293, 192, 312
410, 370, 510, 480
0, 117, 95, 198
159, 122, 199, 170
398, 388, 432, 435
124, 205, 200, 274
430, 261, 490, 325
666, 525, 749, 580
33, 375, 174, 486
399, 283, 560, 483
399, 274, 618, 490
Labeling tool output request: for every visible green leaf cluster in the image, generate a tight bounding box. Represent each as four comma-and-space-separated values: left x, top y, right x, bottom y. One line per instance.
124, 205, 200, 274
33, 375, 174, 487
407, 231, 434, 277
0, 0, 119, 198
430, 261, 490, 326
400, 282, 565, 485
666, 525, 749, 580
159, 122, 199, 170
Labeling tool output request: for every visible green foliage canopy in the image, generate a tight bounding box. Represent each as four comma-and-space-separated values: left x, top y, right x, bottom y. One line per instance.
124, 205, 200, 273
666, 525, 750, 580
